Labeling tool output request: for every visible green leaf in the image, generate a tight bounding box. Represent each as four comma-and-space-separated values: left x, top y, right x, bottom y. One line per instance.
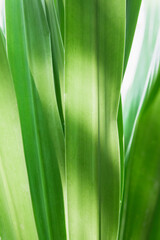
118, 97, 125, 200
123, 0, 142, 72
44, 0, 65, 126
119, 70, 160, 239
65, 0, 125, 239
52, 0, 64, 41
0, 0, 5, 35
122, 0, 160, 153
5, 0, 66, 239
147, 187, 160, 240
0, 29, 38, 240
23, 0, 65, 189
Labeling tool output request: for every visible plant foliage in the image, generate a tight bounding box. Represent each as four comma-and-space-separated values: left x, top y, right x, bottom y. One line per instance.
0, 0, 160, 239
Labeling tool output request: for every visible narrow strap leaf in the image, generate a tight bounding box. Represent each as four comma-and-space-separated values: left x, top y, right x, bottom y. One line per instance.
119, 77, 160, 240
5, 0, 66, 239
122, 0, 160, 154
123, 0, 142, 73
0, 29, 38, 240
44, 0, 65, 125
65, 0, 125, 239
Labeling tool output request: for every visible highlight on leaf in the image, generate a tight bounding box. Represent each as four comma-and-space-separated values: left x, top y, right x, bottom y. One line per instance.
0, 0, 160, 239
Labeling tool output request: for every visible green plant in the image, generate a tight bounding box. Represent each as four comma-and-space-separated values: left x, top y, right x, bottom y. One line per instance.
0, 0, 160, 239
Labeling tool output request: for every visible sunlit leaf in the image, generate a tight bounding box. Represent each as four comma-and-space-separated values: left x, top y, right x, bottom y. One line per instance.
0, 29, 38, 240
123, 0, 142, 72
5, 0, 66, 239
44, 0, 65, 125
65, 0, 125, 239
122, 0, 160, 153
119, 70, 160, 240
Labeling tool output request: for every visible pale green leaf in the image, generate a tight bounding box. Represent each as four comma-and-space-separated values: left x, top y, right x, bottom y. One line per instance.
122, 0, 160, 153
124, 0, 142, 72
5, 0, 66, 239
65, 0, 125, 239
44, 0, 65, 125
0, 29, 38, 240
119, 71, 160, 240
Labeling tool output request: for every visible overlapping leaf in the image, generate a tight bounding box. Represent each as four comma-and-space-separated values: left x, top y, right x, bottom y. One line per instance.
120, 0, 160, 239
1, 0, 160, 239
122, 0, 160, 154
0, 29, 38, 240
43, 0, 65, 125
123, 0, 142, 72
119, 70, 160, 240
5, 0, 66, 239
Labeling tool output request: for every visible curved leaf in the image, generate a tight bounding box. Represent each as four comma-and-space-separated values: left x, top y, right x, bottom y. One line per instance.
5, 0, 66, 239
119, 73, 160, 239
0, 29, 38, 240
124, 0, 142, 72
44, 0, 65, 125
122, 0, 160, 153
